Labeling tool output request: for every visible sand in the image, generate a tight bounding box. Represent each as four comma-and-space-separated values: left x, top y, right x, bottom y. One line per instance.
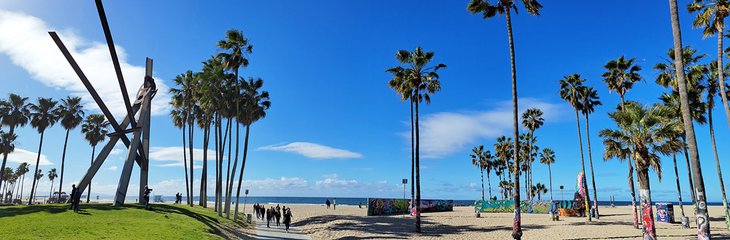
239, 203, 730, 239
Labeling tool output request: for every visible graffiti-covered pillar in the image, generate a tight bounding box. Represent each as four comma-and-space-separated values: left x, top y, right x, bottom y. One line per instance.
636, 168, 656, 240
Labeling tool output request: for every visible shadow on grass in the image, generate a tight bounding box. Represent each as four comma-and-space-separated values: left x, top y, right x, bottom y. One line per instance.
296, 214, 547, 239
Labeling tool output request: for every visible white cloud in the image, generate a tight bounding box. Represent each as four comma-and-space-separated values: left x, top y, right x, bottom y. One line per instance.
109, 148, 124, 156
149, 146, 218, 167
6, 148, 53, 166
242, 177, 309, 190
106, 165, 117, 171
315, 174, 359, 188
258, 142, 363, 159
415, 98, 568, 159
0, 10, 171, 118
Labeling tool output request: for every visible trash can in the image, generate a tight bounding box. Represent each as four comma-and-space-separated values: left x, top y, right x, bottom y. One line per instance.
246, 214, 252, 224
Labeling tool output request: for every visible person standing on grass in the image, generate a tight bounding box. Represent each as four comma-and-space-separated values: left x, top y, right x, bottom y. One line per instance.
143, 185, 152, 210
283, 209, 293, 233
69, 184, 77, 210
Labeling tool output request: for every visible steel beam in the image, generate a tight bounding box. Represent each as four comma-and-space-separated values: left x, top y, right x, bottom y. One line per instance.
95, 0, 136, 127
113, 93, 150, 206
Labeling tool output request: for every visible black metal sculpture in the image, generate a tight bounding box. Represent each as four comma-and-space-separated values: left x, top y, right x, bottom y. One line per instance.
48, 0, 156, 206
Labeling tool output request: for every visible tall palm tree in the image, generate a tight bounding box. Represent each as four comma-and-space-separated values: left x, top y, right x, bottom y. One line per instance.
670, 1, 711, 237
388, 47, 445, 233
601, 55, 642, 228
688, 0, 730, 130
467, 1, 542, 237
55, 96, 84, 203
495, 136, 514, 182
13, 162, 27, 202
31, 168, 42, 203
484, 150, 495, 200
387, 64, 417, 215
0, 167, 11, 202
660, 113, 689, 223
170, 70, 197, 206
704, 61, 730, 229
170, 107, 190, 206
81, 114, 109, 203
539, 148, 555, 201
470, 145, 487, 201
558, 74, 591, 221
580, 86, 602, 218
655, 46, 708, 210
521, 108, 543, 201
47, 168, 57, 203
234, 77, 270, 220
0, 94, 30, 199
28, 97, 59, 205
217, 30, 253, 218
600, 103, 678, 239
534, 183, 547, 200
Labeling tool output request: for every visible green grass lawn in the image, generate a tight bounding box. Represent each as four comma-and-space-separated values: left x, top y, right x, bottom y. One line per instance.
0, 203, 249, 239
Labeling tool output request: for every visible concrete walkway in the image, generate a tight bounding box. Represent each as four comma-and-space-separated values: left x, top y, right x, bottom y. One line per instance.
253, 218, 310, 240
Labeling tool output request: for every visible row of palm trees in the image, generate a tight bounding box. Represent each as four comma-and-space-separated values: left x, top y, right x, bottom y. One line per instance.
168, 29, 271, 221
0, 166, 55, 204
0, 94, 109, 205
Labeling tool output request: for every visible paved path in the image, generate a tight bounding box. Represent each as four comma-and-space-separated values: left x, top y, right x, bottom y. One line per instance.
253, 218, 310, 240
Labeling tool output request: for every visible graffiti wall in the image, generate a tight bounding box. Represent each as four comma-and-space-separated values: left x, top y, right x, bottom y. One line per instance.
367, 198, 453, 216
474, 200, 550, 214
656, 203, 674, 223
550, 200, 587, 217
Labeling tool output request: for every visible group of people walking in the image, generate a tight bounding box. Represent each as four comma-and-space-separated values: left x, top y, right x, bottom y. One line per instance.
325, 198, 336, 210
253, 203, 293, 232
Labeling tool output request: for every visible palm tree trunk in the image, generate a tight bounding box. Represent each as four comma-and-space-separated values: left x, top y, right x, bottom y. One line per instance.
672, 154, 686, 218
548, 163, 553, 201
716, 24, 730, 130
182, 122, 190, 207
188, 120, 195, 206
487, 171, 492, 200
414, 99, 422, 233
528, 130, 534, 201
620, 97, 640, 228
58, 129, 70, 204
200, 125, 209, 208
505, 8, 522, 239
410, 98, 415, 211
637, 169, 656, 239
0, 126, 15, 201
584, 114, 599, 219
572, 109, 591, 221
48, 180, 54, 203
682, 137, 697, 209
226, 120, 240, 219
87, 145, 95, 203
28, 130, 45, 205
669, 1, 711, 237
708, 108, 730, 230
213, 116, 219, 212
480, 167, 485, 201
224, 117, 233, 218
234, 125, 251, 221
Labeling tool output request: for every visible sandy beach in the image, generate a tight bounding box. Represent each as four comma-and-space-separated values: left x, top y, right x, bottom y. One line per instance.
239, 203, 730, 239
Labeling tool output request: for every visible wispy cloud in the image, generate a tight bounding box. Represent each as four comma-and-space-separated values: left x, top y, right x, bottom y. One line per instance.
7, 148, 53, 166
0, 10, 171, 118
258, 142, 363, 159
413, 98, 568, 159
149, 146, 217, 167
106, 165, 117, 171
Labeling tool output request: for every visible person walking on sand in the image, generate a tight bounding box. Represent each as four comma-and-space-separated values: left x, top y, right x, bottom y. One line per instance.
333, 198, 337, 210
325, 198, 330, 209
266, 207, 272, 228
283, 209, 293, 233
275, 208, 281, 227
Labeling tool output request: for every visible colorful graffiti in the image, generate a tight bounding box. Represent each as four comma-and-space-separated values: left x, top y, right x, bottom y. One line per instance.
655, 203, 674, 223
474, 200, 550, 214
639, 189, 656, 240
367, 198, 453, 216
549, 200, 587, 217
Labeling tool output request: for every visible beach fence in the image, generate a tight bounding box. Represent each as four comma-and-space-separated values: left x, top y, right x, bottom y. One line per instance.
474, 200, 551, 214
367, 198, 454, 216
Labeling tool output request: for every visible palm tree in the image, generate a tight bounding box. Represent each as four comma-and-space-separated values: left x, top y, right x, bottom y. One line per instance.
0, 167, 11, 202
170, 70, 197, 206
579, 86, 602, 218
47, 168, 57, 203
467, 1, 542, 237
539, 148, 555, 201
484, 150, 495, 201
81, 114, 109, 203
28, 97, 59, 205
494, 136, 514, 182
217, 30, 253, 218
13, 162, 27, 202
600, 103, 678, 239
521, 108, 543, 201
601, 55, 642, 228
0, 94, 30, 199
387, 64, 417, 215
55, 96, 84, 203
388, 47, 445, 233
670, 1, 711, 236
233, 77, 270, 220
471, 145, 487, 201
660, 113, 689, 223
704, 61, 730, 229
534, 183, 547, 200
558, 74, 591, 221
31, 168, 43, 203
170, 107, 190, 206
688, 0, 730, 130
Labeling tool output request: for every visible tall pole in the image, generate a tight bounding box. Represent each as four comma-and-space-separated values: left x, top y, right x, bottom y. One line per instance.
243, 189, 249, 217
402, 178, 407, 215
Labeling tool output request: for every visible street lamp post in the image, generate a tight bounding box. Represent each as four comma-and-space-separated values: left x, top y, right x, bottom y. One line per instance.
402, 179, 408, 215
560, 185, 564, 201
243, 189, 249, 215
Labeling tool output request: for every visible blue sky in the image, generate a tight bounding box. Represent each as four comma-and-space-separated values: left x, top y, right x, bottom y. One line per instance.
0, 0, 729, 202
